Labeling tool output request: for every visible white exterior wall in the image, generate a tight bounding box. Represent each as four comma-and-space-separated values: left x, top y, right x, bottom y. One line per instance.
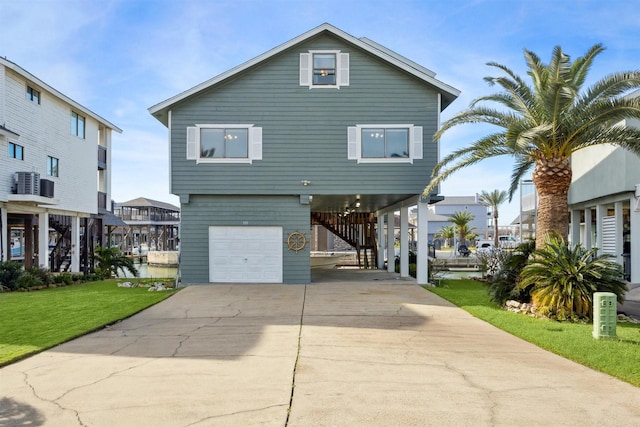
0, 66, 100, 214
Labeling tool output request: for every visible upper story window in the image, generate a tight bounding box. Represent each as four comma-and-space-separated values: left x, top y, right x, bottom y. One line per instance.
26, 86, 40, 104
347, 124, 423, 164
186, 125, 262, 164
47, 156, 59, 177
313, 53, 336, 85
300, 50, 349, 89
9, 142, 24, 160
71, 112, 85, 138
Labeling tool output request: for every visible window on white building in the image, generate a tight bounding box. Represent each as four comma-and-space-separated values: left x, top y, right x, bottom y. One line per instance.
71, 112, 85, 138
47, 156, 59, 177
9, 142, 24, 160
26, 86, 40, 104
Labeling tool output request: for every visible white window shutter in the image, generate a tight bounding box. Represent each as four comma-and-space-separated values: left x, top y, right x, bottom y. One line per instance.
347, 126, 358, 160
251, 127, 262, 160
412, 126, 423, 159
339, 53, 349, 86
300, 53, 310, 86
186, 126, 197, 160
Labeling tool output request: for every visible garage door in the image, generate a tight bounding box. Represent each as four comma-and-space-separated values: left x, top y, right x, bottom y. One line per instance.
209, 226, 283, 283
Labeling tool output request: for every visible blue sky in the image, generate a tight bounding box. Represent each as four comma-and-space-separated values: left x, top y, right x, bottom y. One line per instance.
2, 0, 640, 225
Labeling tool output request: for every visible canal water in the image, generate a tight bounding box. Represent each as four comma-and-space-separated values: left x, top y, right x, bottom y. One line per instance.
122, 261, 178, 279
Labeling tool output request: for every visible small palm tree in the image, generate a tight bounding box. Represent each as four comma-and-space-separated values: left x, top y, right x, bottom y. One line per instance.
478, 189, 508, 247
519, 233, 626, 321
423, 44, 640, 249
449, 211, 475, 245
93, 246, 139, 278
435, 225, 455, 248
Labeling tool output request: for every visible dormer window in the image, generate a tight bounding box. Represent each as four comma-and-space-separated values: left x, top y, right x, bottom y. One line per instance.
300, 50, 349, 89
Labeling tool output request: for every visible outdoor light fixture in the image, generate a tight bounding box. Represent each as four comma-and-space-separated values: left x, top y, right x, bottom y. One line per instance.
301, 180, 311, 186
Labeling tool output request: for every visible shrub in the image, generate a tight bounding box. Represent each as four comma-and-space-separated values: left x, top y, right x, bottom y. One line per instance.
519, 233, 627, 321
53, 273, 73, 285
0, 261, 23, 291
26, 267, 53, 286
17, 271, 42, 289
486, 241, 536, 305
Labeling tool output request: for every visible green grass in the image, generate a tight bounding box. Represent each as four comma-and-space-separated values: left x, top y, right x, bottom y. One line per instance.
0, 279, 178, 366
426, 279, 640, 387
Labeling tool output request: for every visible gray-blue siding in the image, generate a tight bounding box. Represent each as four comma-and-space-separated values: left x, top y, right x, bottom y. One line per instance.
180, 195, 310, 284
169, 34, 441, 197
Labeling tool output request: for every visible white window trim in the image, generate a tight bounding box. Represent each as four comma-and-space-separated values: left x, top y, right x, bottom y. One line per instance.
187, 124, 262, 164
347, 124, 423, 164
300, 50, 349, 89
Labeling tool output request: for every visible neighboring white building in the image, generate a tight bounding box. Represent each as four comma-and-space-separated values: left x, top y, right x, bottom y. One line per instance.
410, 195, 489, 246
0, 57, 122, 272
567, 89, 640, 282
568, 132, 640, 282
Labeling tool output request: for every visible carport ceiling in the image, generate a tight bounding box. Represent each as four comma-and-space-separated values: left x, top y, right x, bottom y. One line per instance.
309, 194, 418, 213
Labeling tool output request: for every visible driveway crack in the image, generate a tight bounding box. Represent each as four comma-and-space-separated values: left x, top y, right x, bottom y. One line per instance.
284, 284, 306, 426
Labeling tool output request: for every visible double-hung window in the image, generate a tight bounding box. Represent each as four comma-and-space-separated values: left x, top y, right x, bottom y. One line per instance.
186, 125, 262, 164
347, 124, 423, 164
26, 86, 40, 104
71, 112, 85, 138
9, 142, 24, 160
300, 50, 349, 89
47, 156, 59, 177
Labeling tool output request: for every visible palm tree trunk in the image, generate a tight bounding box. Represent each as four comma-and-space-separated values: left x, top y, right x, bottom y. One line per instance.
493, 213, 499, 247
532, 156, 572, 248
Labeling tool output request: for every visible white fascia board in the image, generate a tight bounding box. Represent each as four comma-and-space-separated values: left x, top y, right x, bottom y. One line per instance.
149, 23, 460, 123
0, 57, 122, 134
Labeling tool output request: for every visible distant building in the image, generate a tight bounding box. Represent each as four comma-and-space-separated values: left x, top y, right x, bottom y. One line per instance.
416, 195, 488, 246
112, 197, 180, 254
0, 57, 121, 272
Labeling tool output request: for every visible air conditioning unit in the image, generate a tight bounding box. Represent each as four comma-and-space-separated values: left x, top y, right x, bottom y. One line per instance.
13, 172, 40, 195
40, 179, 55, 198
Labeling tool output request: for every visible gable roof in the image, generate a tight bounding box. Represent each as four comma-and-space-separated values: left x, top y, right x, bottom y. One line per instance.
1, 57, 122, 133
148, 23, 460, 126
117, 197, 179, 211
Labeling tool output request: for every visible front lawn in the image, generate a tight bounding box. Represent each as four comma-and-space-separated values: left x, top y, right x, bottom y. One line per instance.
0, 279, 178, 366
426, 279, 640, 387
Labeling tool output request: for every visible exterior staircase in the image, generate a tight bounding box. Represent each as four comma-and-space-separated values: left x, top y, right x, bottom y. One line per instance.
311, 212, 378, 269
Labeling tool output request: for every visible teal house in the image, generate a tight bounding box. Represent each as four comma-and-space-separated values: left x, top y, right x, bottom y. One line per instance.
149, 23, 459, 284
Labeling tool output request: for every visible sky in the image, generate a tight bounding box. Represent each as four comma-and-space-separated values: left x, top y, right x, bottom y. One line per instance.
2, 0, 640, 226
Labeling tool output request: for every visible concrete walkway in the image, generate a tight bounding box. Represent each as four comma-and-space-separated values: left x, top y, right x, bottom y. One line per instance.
2, 270, 639, 426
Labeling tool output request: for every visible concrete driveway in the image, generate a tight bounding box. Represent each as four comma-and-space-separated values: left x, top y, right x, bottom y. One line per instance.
2, 270, 640, 426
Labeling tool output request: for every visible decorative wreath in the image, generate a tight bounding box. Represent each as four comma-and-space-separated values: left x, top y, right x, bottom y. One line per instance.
287, 231, 307, 253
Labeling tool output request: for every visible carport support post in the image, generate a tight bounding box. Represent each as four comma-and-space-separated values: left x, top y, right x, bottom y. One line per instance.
71, 216, 81, 272
400, 206, 409, 277
416, 199, 428, 285
38, 212, 49, 269
1, 207, 7, 261
387, 211, 395, 273
377, 210, 385, 269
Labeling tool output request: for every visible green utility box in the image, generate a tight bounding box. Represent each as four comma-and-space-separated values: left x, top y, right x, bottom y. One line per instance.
593, 292, 617, 339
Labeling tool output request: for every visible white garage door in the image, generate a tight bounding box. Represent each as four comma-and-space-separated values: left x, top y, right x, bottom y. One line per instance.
209, 226, 283, 283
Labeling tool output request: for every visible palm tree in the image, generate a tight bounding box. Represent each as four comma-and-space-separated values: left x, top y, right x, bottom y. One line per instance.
93, 246, 139, 278
423, 44, 640, 248
449, 211, 475, 246
435, 225, 455, 248
478, 189, 508, 247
